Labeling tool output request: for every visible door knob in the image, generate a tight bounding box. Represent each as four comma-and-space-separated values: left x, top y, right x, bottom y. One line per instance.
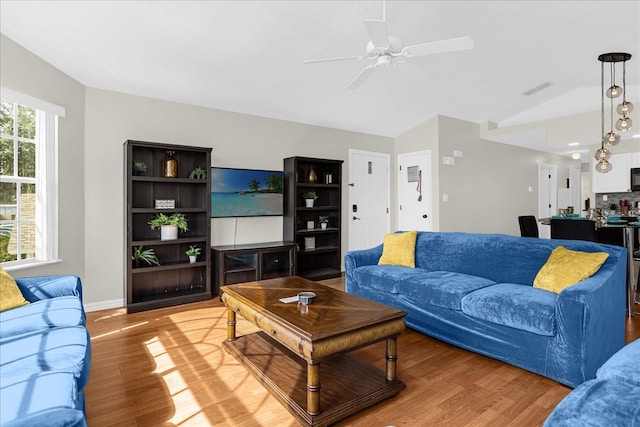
352, 216, 361, 220
422, 214, 428, 218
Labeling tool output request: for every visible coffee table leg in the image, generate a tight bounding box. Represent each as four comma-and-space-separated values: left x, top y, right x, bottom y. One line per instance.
386, 337, 398, 381
307, 362, 321, 415
227, 307, 237, 341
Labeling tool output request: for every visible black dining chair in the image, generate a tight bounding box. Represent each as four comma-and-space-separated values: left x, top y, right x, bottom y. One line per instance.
550, 219, 598, 242
518, 215, 539, 238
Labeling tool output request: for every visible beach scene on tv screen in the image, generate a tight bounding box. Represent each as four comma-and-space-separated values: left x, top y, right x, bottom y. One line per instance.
211, 168, 284, 217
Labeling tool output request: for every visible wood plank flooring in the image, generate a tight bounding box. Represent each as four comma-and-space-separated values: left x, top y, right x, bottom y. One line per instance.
85, 277, 640, 426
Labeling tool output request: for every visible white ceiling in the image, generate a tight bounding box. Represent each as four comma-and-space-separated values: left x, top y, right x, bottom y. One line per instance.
1, 1, 639, 156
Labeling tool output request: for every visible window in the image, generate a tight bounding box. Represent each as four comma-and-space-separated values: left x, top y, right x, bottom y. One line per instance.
0, 89, 62, 268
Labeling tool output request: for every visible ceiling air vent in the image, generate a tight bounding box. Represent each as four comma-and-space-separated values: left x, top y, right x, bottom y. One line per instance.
522, 81, 554, 96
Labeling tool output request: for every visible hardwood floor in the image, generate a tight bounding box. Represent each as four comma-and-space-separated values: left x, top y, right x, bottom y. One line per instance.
85, 277, 640, 426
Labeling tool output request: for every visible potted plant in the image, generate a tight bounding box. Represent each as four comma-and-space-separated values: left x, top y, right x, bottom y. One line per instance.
303, 191, 317, 208
185, 245, 201, 263
608, 202, 618, 214
188, 166, 207, 179
319, 215, 329, 230
148, 213, 189, 240
132, 246, 160, 268
133, 161, 147, 176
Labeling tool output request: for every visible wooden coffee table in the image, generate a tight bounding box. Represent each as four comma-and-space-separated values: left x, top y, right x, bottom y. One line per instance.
220, 276, 407, 426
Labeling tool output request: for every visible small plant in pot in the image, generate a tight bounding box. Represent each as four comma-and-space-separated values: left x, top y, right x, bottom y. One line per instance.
185, 245, 201, 263
132, 246, 160, 268
133, 161, 147, 176
319, 215, 329, 230
148, 213, 189, 240
303, 191, 317, 208
188, 166, 207, 179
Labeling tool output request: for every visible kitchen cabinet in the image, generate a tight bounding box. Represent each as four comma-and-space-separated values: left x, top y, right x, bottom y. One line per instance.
592, 152, 632, 193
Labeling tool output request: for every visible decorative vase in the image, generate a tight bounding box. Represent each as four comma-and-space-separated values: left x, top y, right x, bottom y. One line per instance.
189, 255, 197, 264
162, 150, 178, 178
308, 167, 317, 183
321, 222, 327, 230
305, 199, 314, 208
160, 225, 178, 241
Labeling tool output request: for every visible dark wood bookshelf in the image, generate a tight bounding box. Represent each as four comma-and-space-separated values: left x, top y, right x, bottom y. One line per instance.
125, 140, 212, 313
284, 157, 343, 280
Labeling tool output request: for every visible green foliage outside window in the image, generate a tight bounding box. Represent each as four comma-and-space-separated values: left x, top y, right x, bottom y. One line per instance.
0, 100, 37, 262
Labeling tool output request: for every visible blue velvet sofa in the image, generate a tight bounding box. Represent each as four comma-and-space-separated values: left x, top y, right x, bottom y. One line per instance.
0, 275, 91, 427
544, 338, 640, 426
345, 231, 627, 388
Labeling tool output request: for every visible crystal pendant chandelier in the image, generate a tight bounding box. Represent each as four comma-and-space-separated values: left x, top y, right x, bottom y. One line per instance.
595, 52, 633, 173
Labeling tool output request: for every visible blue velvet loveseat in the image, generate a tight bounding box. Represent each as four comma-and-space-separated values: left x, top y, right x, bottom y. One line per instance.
0, 273, 91, 427
345, 231, 627, 388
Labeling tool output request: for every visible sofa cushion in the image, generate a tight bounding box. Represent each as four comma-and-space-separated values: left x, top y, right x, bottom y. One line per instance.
542, 379, 640, 426
0, 296, 86, 339
401, 270, 496, 310
533, 246, 609, 293
0, 371, 86, 427
353, 265, 417, 294
461, 283, 557, 336
378, 230, 417, 267
0, 326, 91, 390
0, 267, 29, 312
596, 338, 640, 388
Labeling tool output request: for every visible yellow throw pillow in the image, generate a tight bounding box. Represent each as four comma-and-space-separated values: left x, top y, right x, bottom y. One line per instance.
378, 230, 418, 268
0, 267, 29, 312
533, 246, 609, 293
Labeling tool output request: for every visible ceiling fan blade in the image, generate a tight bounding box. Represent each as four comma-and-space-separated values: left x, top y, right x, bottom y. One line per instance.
401, 36, 473, 58
363, 19, 389, 49
346, 64, 377, 90
304, 55, 366, 64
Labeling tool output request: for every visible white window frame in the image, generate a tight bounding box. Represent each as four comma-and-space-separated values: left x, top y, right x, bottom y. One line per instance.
1, 88, 63, 270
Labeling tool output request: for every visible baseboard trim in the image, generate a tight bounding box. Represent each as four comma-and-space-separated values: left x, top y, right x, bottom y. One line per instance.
85, 299, 124, 312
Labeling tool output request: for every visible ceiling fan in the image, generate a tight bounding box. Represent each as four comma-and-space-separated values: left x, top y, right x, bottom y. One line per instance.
304, 2, 474, 90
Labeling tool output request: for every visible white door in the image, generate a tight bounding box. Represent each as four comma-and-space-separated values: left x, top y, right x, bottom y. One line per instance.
397, 151, 432, 231
348, 150, 391, 251
538, 163, 557, 239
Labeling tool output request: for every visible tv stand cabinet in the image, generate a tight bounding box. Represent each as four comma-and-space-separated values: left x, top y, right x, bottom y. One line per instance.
211, 241, 296, 295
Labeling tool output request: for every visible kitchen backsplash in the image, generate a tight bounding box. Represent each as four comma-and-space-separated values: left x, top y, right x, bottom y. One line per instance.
594, 191, 640, 212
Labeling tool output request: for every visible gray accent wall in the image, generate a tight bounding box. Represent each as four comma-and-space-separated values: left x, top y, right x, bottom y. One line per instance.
395, 115, 580, 235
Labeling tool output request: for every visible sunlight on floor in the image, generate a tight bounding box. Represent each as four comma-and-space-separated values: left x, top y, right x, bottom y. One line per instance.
144, 335, 205, 425
90, 321, 149, 340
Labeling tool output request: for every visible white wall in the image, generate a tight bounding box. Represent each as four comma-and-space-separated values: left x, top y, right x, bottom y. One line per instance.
84, 88, 393, 306
0, 34, 86, 280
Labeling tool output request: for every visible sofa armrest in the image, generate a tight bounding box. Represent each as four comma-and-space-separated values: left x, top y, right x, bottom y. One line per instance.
344, 245, 383, 291
553, 252, 627, 382
15, 275, 84, 303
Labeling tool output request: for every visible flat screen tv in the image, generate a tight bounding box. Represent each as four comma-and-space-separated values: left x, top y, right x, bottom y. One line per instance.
211, 167, 284, 217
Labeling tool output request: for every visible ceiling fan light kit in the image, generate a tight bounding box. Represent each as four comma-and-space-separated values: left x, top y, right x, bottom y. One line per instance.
304, 6, 473, 90
595, 52, 634, 173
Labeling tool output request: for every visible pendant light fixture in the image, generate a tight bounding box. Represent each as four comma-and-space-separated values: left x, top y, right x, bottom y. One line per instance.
595, 52, 633, 173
